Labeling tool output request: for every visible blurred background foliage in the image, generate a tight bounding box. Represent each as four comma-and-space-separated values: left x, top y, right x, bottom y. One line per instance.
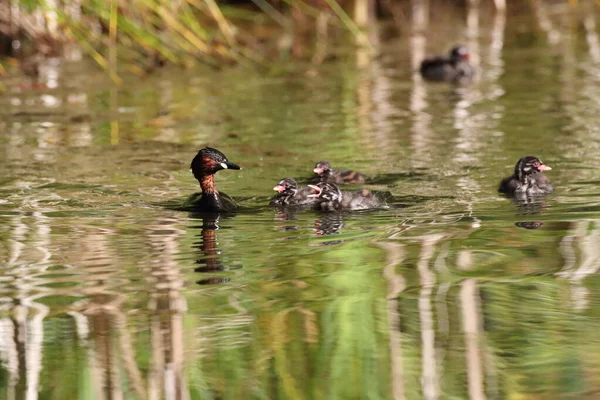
0, 0, 518, 79
1, 0, 383, 76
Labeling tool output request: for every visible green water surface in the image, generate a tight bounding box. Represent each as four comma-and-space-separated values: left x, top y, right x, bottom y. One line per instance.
1, 8, 600, 400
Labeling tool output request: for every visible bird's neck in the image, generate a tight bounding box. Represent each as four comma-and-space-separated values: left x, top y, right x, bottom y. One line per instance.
522, 172, 540, 186
200, 174, 219, 195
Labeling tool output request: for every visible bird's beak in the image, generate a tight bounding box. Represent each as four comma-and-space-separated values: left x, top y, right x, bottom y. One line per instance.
538, 164, 551, 171
307, 184, 322, 198
221, 160, 241, 170
313, 167, 324, 174
273, 184, 285, 193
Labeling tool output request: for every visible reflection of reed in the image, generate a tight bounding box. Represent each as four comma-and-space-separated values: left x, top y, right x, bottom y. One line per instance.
532, 0, 562, 45
453, 0, 480, 165
0, 212, 190, 399
22, 299, 47, 399
457, 251, 486, 400
2, 298, 49, 399
312, 11, 331, 65
410, 0, 432, 170
353, 5, 401, 161
493, 0, 506, 12
73, 226, 129, 400
557, 221, 600, 311
115, 311, 147, 399
416, 234, 443, 400
455, 0, 506, 217
192, 215, 253, 360
411, 0, 429, 39
433, 242, 451, 349
584, 5, 600, 63
436, 7, 492, 390
376, 241, 406, 400
0, 315, 18, 399
146, 217, 190, 400
354, 0, 374, 28
155, 80, 178, 142
466, 0, 480, 69
487, 8, 506, 82
87, 307, 125, 400
559, 8, 576, 108
0, 213, 51, 399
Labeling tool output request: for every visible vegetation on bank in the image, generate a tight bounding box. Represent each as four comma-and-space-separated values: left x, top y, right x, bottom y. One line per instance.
0, 0, 386, 79
0, 0, 587, 80
1, 0, 523, 78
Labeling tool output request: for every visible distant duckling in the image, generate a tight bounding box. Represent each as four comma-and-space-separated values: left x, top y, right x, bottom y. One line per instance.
311, 161, 366, 185
420, 45, 475, 83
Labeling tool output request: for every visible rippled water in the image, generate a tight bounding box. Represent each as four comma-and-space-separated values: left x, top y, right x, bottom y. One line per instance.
2, 5, 600, 400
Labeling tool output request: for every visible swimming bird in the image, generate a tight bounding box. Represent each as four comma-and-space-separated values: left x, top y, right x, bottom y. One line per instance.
420, 45, 475, 83
308, 182, 383, 211
311, 161, 366, 185
190, 147, 241, 212
498, 156, 553, 198
270, 178, 317, 207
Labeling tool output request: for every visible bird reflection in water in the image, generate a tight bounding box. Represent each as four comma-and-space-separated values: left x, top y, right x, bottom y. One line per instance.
191, 212, 240, 285
311, 214, 346, 246
273, 209, 302, 232
273, 209, 345, 243
513, 195, 548, 230
314, 213, 344, 236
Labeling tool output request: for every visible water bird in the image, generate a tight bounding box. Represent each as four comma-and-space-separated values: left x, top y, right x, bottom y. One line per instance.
498, 156, 553, 198
190, 147, 241, 212
419, 45, 475, 83
311, 161, 366, 185
270, 178, 317, 207
308, 182, 383, 211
